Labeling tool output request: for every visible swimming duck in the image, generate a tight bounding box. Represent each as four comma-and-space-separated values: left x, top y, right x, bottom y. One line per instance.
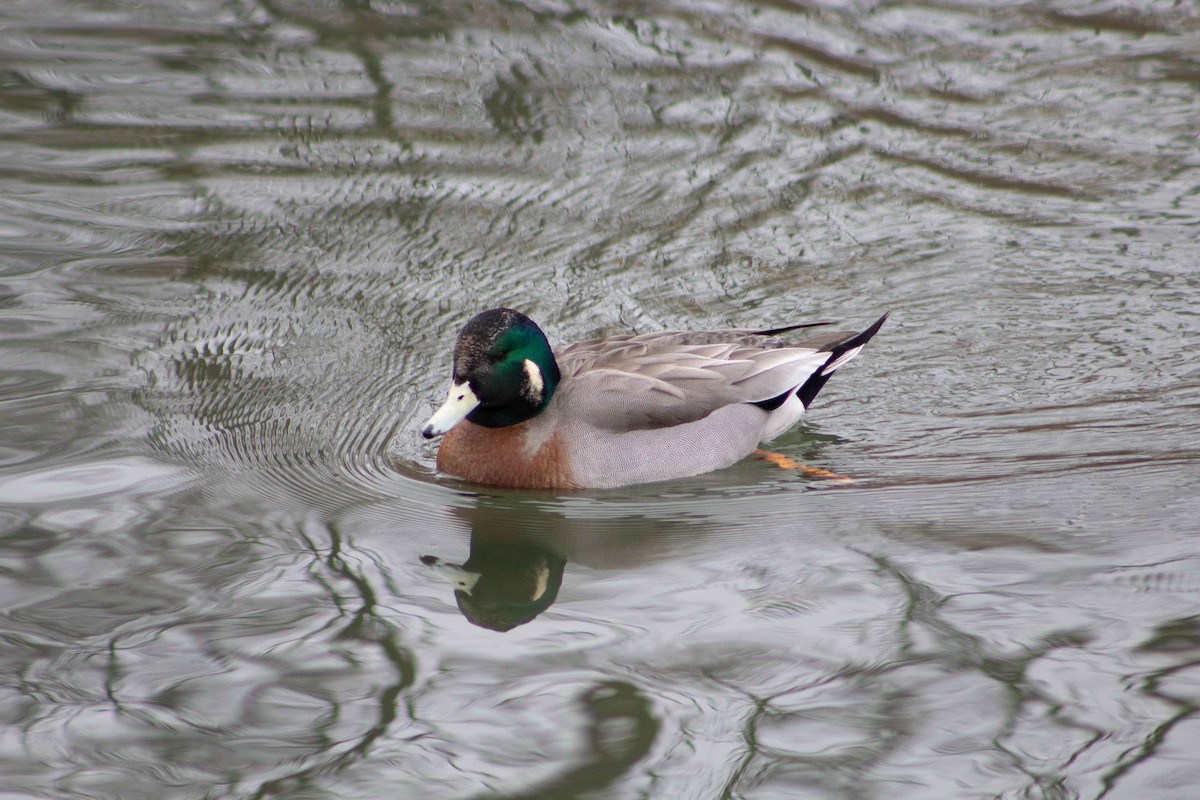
422, 308, 887, 489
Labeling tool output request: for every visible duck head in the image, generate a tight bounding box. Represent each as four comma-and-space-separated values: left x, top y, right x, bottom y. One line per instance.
422, 308, 561, 438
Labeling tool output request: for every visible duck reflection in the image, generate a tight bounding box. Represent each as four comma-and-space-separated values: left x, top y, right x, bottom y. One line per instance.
414, 475, 752, 631
421, 531, 566, 632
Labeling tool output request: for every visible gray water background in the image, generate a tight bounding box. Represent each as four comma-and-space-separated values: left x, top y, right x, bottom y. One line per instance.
2, 1, 1200, 798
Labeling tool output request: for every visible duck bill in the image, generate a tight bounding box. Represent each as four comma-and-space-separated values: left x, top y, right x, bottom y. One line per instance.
433, 564, 481, 595
422, 382, 480, 438
420, 556, 481, 594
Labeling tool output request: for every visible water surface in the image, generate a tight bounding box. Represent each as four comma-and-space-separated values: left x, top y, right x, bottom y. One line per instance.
2, 1, 1200, 798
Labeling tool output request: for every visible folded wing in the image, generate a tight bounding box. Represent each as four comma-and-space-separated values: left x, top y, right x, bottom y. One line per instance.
555, 328, 852, 431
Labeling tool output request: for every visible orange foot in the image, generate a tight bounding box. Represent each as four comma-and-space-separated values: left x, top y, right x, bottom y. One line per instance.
755, 449, 854, 484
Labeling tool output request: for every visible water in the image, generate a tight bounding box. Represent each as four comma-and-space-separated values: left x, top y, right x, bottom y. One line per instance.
2, 1, 1199, 797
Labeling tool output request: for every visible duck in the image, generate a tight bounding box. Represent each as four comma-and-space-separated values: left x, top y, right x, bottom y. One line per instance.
422, 308, 888, 489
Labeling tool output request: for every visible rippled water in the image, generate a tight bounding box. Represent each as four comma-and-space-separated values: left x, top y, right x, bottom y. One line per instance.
3, 1, 1200, 797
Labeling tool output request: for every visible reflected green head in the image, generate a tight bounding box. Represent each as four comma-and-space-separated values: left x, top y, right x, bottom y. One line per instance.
452, 308, 561, 428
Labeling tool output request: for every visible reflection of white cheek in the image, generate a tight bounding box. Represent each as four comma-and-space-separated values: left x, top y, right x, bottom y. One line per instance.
523, 358, 544, 403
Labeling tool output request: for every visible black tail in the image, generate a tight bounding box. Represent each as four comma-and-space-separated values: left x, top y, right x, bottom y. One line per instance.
795, 311, 889, 408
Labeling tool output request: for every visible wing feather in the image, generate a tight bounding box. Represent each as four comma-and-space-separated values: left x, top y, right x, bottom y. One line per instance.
555, 328, 849, 431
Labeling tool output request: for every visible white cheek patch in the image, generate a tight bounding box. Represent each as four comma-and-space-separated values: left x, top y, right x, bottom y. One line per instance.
530, 564, 550, 601
522, 358, 544, 403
